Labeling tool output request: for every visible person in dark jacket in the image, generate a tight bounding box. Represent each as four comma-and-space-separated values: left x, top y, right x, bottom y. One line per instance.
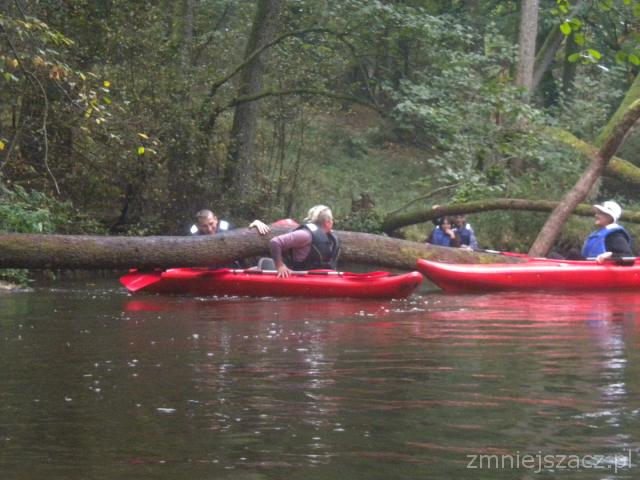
269, 205, 340, 278
581, 200, 633, 263
426, 217, 461, 248
452, 214, 479, 250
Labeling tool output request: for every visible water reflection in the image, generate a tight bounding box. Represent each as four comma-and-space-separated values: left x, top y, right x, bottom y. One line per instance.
1, 281, 639, 479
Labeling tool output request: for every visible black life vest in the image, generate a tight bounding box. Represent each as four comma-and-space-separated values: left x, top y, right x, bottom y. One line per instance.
290, 224, 340, 270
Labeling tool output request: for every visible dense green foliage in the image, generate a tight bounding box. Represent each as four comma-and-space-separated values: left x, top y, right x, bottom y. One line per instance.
2, 0, 640, 258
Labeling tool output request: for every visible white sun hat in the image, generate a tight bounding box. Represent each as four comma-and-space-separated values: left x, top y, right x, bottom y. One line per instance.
593, 200, 622, 222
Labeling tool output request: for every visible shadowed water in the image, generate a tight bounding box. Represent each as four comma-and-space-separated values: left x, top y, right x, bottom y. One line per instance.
1, 278, 639, 479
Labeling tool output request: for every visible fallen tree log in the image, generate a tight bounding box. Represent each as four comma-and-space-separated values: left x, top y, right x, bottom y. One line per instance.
382, 199, 640, 233
0, 228, 523, 271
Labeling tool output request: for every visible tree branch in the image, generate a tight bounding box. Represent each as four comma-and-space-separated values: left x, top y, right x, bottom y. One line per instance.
0, 19, 60, 194
381, 197, 640, 233
222, 88, 384, 115
387, 183, 459, 216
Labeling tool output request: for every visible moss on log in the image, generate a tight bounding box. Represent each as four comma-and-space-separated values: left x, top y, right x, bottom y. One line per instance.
0, 228, 524, 271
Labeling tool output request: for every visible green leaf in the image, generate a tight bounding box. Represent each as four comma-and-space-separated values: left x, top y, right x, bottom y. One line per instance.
616, 51, 629, 63
599, 0, 614, 11
574, 33, 585, 46
569, 18, 582, 29
629, 54, 640, 65
568, 53, 581, 62
560, 22, 572, 36
3, 72, 19, 82
587, 49, 602, 60
137, 146, 145, 155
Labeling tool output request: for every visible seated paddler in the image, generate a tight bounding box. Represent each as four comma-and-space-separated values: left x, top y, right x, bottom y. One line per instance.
581, 200, 633, 263
269, 205, 341, 278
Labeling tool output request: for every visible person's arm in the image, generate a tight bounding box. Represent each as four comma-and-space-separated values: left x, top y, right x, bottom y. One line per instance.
468, 227, 479, 250
269, 230, 312, 278
605, 231, 633, 256
249, 219, 270, 235
441, 224, 459, 247
450, 231, 462, 248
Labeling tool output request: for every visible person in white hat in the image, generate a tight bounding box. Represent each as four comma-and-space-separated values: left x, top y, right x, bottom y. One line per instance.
581, 200, 633, 263
269, 204, 340, 278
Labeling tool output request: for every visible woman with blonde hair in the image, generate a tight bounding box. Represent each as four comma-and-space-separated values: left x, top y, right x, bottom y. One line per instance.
269, 205, 341, 278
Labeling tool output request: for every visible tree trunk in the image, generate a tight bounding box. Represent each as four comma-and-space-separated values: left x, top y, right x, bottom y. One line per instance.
516, 0, 539, 97
165, 0, 200, 232
180, 0, 194, 69
595, 74, 640, 147
528, 99, 640, 257
561, 31, 578, 98
225, 0, 284, 198
532, 25, 564, 92
0, 229, 524, 271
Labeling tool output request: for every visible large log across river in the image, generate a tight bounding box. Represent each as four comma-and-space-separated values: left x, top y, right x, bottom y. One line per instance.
0, 228, 523, 271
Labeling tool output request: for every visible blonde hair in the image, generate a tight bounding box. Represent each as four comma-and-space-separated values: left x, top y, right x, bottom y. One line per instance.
304, 205, 332, 224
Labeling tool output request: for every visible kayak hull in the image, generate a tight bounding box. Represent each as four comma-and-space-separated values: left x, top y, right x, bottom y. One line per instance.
416, 258, 640, 293
121, 268, 423, 299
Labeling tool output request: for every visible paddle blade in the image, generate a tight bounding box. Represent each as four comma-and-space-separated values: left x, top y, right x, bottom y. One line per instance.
120, 271, 163, 292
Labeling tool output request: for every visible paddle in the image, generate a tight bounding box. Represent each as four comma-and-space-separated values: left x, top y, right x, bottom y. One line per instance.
120, 270, 163, 292
246, 269, 391, 279
210, 269, 391, 279
586, 255, 636, 266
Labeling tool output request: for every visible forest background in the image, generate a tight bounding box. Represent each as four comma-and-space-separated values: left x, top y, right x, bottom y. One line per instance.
3, 0, 640, 279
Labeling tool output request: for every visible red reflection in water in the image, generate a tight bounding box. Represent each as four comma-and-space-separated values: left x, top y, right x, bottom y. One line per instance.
428, 291, 640, 324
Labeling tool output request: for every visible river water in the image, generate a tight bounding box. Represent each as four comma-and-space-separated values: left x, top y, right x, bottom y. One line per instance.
1, 278, 639, 479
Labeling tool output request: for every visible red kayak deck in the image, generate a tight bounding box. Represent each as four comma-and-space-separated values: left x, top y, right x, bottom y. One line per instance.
121, 268, 423, 299
416, 258, 640, 293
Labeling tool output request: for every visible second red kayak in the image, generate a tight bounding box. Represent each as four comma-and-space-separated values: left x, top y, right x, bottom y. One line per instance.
416, 258, 640, 293
121, 268, 423, 299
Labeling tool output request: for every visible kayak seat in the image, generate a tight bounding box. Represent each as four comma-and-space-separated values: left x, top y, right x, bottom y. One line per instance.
257, 257, 276, 271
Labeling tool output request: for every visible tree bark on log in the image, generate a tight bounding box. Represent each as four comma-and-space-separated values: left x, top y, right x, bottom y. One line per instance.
528, 99, 640, 257
0, 229, 524, 271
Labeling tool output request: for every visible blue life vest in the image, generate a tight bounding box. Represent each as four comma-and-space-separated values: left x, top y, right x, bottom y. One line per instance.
290, 224, 340, 270
458, 227, 471, 246
581, 224, 631, 257
431, 227, 452, 247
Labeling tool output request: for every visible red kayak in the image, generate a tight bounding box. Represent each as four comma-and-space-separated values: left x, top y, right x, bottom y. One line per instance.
120, 268, 422, 299
416, 258, 640, 293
